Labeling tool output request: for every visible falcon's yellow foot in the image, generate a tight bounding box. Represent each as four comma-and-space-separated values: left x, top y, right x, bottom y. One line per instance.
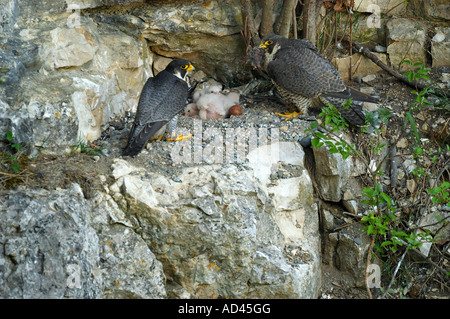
166, 134, 192, 142
275, 111, 302, 121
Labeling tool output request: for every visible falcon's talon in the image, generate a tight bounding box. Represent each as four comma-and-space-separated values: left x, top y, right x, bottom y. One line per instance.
166, 134, 192, 142
275, 111, 302, 121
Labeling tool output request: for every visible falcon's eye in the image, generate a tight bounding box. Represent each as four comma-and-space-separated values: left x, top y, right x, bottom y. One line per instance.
181, 65, 189, 70
265, 40, 273, 46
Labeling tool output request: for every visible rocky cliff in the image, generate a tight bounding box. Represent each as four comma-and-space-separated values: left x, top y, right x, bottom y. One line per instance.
0, 0, 449, 299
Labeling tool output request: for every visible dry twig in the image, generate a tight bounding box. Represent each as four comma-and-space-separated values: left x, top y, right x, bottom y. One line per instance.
341, 35, 449, 97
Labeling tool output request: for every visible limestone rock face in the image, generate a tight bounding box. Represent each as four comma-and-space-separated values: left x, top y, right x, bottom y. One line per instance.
40, 26, 98, 70
108, 140, 322, 298
125, 0, 246, 84
407, 0, 450, 21
0, 139, 324, 299
386, 18, 427, 69
431, 27, 450, 67
0, 0, 248, 155
0, 184, 166, 299
1, 0, 448, 300
354, 0, 407, 16
1, 10, 152, 154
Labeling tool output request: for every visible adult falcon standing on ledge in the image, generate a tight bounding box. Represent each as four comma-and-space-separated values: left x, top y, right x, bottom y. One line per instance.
258, 34, 378, 127
122, 59, 194, 157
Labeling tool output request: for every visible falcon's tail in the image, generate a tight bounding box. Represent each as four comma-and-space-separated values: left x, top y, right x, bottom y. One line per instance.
319, 94, 368, 127
325, 87, 379, 103
338, 104, 366, 127
122, 121, 167, 157
122, 140, 147, 157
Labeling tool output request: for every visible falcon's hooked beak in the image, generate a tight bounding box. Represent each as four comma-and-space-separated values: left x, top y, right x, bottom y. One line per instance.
259, 43, 267, 49
185, 64, 195, 87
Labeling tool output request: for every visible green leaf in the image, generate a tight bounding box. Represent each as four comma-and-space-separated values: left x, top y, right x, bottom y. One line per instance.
406, 111, 421, 144
6, 130, 13, 142
386, 213, 396, 222
415, 147, 423, 156
311, 137, 323, 148
381, 241, 392, 247
380, 192, 392, 206
375, 183, 381, 194
11, 162, 20, 173
12, 143, 23, 151
315, 132, 327, 139
402, 59, 412, 66
392, 230, 407, 238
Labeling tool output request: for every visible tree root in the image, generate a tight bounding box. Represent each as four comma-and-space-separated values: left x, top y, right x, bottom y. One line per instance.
341, 35, 449, 98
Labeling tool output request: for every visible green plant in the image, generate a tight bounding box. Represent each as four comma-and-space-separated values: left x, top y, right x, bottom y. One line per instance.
71, 139, 103, 155
3, 130, 23, 173
401, 60, 435, 145
402, 60, 430, 83
310, 110, 352, 159
1, 129, 32, 190
0, 67, 7, 86
428, 181, 450, 205
306, 61, 447, 297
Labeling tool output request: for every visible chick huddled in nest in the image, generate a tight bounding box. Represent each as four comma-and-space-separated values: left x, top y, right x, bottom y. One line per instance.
184, 81, 242, 120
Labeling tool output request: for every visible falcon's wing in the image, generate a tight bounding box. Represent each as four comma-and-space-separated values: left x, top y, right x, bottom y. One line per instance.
325, 86, 379, 103
267, 45, 346, 98
122, 71, 188, 157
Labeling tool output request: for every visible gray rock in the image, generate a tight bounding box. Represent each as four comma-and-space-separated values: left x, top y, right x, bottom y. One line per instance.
0, 184, 166, 298
39, 26, 98, 70
386, 18, 427, 69
324, 221, 374, 287
0, 11, 152, 154
431, 27, 450, 67
111, 139, 322, 299
312, 143, 351, 202
407, 0, 450, 21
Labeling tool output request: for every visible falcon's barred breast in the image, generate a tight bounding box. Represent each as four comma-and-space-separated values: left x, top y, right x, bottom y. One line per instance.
259, 34, 377, 126
122, 59, 194, 157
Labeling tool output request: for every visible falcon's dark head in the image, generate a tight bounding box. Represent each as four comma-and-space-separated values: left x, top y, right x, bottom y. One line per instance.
165, 59, 195, 81
259, 34, 283, 54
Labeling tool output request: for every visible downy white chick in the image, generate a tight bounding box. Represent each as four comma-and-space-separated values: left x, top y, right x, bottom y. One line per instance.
196, 91, 240, 120
184, 103, 199, 117
192, 85, 222, 102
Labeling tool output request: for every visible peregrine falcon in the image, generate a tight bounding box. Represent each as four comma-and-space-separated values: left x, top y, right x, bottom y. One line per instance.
122, 59, 194, 157
259, 34, 377, 126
